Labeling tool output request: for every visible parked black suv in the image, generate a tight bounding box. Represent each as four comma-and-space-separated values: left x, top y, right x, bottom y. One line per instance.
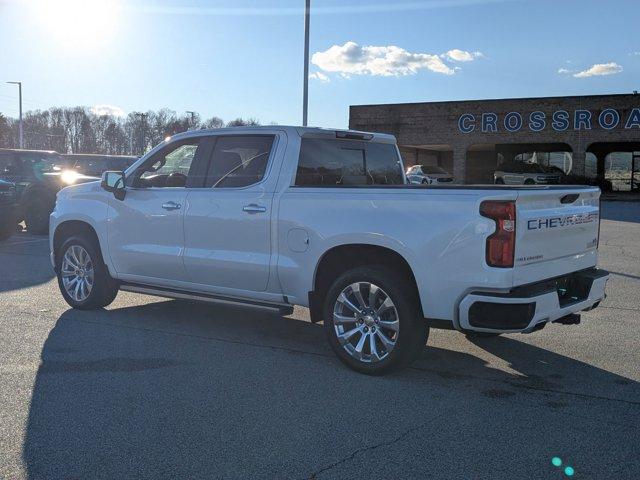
63, 154, 137, 177
0, 149, 98, 234
0, 179, 18, 241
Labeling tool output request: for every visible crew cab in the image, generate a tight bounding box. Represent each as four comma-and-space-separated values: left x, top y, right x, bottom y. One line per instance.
0, 149, 97, 234
49, 127, 609, 374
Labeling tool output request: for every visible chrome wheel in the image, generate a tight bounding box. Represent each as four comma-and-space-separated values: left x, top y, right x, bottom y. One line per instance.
61, 245, 94, 302
333, 282, 399, 363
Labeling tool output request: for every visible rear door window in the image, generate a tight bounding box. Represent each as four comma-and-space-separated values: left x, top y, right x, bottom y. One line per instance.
295, 138, 403, 186
204, 135, 275, 188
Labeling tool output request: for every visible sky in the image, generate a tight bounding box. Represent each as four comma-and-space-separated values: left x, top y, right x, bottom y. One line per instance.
0, 0, 639, 128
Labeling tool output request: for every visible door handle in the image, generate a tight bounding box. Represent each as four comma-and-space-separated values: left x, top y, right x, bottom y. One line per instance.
162, 201, 181, 211
242, 204, 267, 214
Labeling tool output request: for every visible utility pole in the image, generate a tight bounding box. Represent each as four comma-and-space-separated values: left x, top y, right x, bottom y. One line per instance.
134, 112, 148, 155
6, 81, 23, 148
302, 0, 310, 126
186, 110, 196, 130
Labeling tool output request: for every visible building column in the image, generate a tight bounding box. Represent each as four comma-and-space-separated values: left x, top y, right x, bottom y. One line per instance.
595, 151, 607, 185
572, 149, 586, 178
453, 147, 467, 184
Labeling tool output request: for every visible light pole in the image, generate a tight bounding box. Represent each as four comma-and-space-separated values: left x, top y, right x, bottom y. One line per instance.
6, 81, 23, 148
302, 0, 310, 126
134, 112, 148, 155
186, 110, 196, 130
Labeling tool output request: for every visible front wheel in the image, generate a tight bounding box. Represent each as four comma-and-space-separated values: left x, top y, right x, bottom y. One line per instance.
323, 266, 428, 375
56, 235, 119, 310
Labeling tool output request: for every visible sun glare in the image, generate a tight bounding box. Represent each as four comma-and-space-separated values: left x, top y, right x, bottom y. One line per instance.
35, 0, 118, 50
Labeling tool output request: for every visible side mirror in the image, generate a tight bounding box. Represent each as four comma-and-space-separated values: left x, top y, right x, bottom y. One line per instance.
101, 171, 126, 200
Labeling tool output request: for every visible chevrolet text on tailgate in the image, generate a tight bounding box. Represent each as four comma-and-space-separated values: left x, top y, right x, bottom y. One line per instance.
49, 126, 609, 374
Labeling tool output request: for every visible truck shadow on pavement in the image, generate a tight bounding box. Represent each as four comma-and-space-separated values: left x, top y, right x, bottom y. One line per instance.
22, 300, 640, 479
0, 232, 54, 293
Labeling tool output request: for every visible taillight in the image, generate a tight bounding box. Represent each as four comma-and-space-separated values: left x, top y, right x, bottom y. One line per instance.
480, 200, 516, 268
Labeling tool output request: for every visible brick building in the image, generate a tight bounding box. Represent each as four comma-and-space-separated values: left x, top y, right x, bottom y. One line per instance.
349, 93, 640, 190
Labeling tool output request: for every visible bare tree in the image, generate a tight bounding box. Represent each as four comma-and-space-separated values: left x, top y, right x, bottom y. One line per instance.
227, 117, 260, 127
0, 106, 237, 154
202, 116, 224, 129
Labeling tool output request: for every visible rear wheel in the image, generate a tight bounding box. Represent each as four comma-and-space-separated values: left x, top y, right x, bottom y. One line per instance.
25, 196, 51, 234
56, 234, 119, 309
323, 266, 428, 375
494, 178, 505, 184
524, 178, 536, 185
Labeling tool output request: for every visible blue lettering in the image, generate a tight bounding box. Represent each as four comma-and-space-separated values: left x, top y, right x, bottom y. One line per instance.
552, 110, 569, 131
504, 112, 522, 132
574, 109, 592, 130
598, 108, 620, 130
482, 112, 498, 133
625, 107, 640, 129
529, 111, 546, 132
458, 113, 475, 133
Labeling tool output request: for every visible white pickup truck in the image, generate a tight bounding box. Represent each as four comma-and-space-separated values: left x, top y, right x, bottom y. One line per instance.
50, 126, 609, 374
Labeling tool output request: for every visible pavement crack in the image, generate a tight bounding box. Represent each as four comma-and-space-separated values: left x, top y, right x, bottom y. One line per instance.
599, 305, 640, 312
411, 366, 640, 407
306, 421, 429, 479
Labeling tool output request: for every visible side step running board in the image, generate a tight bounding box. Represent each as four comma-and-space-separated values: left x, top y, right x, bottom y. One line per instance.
120, 282, 293, 313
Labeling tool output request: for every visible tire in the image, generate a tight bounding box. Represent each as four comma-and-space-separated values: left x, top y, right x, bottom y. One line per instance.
524, 178, 535, 185
25, 196, 51, 235
56, 234, 119, 310
494, 178, 505, 184
323, 265, 428, 375
421, 179, 429, 184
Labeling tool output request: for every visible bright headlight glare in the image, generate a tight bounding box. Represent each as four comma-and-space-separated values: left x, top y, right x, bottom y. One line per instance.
60, 170, 80, 184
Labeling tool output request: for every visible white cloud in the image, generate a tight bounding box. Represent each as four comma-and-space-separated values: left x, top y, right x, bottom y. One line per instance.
557, 67, 572, 74
444, 49, 483, 62
573, 62, 623, 78
91, 104, 126, 117
311, 41, 455, 77
309, 71, 330, 83
629, 51, 640, 56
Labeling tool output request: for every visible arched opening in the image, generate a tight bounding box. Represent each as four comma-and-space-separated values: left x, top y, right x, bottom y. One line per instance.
587, 142, 640, 192
398, 144, 454, 177
466, 143, 573, 184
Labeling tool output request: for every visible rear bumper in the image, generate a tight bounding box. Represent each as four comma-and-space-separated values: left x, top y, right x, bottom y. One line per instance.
458, 268, 609, 333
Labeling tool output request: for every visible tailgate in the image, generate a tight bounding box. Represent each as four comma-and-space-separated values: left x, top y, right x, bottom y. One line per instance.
513, 187, 601, 285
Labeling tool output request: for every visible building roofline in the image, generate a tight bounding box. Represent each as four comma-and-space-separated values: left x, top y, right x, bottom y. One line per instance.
350, 92, 640, 109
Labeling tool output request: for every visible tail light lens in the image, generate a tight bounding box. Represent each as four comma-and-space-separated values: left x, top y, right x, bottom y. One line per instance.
480, 200, 516, 268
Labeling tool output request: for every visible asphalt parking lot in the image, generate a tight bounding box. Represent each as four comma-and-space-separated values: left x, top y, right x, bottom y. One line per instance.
0, 201, 638, 480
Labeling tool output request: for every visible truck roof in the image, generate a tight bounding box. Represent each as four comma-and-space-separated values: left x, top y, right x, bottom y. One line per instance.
167, 126, 397, 144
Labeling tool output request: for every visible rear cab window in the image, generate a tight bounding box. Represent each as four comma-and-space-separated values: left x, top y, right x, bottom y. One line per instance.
295, 138, 404, 186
